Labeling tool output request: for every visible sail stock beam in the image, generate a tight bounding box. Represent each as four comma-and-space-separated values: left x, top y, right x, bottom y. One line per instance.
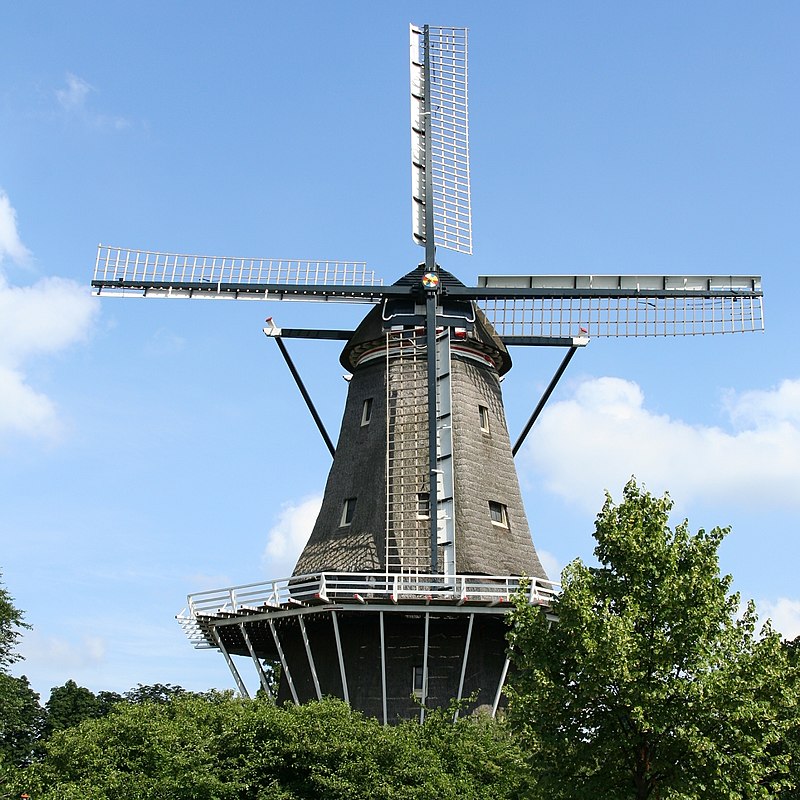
91, 279, 399, 303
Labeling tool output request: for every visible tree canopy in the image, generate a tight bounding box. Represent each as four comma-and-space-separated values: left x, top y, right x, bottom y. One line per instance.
11, 695, 531, 799
507, 478, 798, 800
0, 572, 43, 777
0, 569, 27, 671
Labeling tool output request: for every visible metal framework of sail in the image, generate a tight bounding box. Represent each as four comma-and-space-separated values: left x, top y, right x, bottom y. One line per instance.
93, 248, 764, 340
410, 25, 472, 256
475, 274, 764, 338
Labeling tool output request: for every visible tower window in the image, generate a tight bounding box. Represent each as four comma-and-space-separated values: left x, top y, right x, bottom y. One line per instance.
412, 665, 425, 696
478, 405, 490, 432
489, 501, 508, 528
417, 492, 430, 519
361, 398, 373, 426
340, 497, 357, 527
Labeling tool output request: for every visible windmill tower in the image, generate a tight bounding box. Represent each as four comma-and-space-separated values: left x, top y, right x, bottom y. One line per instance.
92, 25, 764, 721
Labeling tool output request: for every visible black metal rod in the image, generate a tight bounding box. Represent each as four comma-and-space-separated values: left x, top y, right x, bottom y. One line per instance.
422, 26, 439, 574
426, 291, 439, 574
272, 336, 336, 458
512, 346, 579, 457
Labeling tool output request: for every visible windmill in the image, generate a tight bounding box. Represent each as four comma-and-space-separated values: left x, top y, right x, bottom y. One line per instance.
92, 25, 763, 722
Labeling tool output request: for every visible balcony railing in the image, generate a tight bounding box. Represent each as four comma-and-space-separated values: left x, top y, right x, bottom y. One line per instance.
184, 571, 559, 617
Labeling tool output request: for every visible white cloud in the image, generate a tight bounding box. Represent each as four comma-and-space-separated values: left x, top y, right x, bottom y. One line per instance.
0, 190, 31, 264
20, 629, 106, 671
537, 549, 564, 583
0, 365, 60, 439
757, 597, 800, 641
56, 73, 93, 111
55, 72, 130, 130
724, 379, 800, 428
0, 274, 96, 367
262, 494, 322, 578
0, 190, 98, 444
520, 376, 800, 514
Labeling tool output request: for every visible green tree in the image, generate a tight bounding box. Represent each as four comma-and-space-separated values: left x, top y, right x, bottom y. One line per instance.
96, 689, 124, 715
0, 673, 44, 767
44, 679, 103, 735
0, 572, 43, 771
507, 479, 797, 800
13, 695, 529, 799
782, 637, 800, 799
123, 681, 186, 704
0, 570, 28, 671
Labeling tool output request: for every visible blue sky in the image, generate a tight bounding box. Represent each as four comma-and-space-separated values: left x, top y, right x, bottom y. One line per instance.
1, 2, 798, 700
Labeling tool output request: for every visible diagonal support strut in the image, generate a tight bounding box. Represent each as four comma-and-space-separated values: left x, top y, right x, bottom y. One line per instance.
264, 320, 336, 458
512, 345, 581, 457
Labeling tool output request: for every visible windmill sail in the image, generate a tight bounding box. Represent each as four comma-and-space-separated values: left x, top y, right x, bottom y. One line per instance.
91, 245, 382, 302
473, 274, 764, 338
410, 25, 472, 255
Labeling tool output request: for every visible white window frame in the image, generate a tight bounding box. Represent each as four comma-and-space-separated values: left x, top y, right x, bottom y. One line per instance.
340, 497, 357, 527
478, 404, 490, 433
416, 491, 431, 519
489, 500, 508, 528
361, 398, 373, 426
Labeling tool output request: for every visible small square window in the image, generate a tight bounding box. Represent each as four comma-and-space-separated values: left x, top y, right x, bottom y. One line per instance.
478, 405, 490, 433
340, 497, 357, 527
417, 492, 430, 519
361, 398, 373, 426
412, 665, 425, 696
489, 501, 508, 528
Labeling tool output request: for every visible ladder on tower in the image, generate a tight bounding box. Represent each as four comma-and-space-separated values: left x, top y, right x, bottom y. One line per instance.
385, 329, 430, 575
434, 329, 456, 581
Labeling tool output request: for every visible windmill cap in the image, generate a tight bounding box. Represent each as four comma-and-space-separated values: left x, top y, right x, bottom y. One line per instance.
340, 267, 511, 375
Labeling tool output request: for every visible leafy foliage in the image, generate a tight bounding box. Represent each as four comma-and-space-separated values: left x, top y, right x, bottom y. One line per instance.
782, 637, 800, 799
507, 478, 798, 800
0, 572, 42, 772
11, 695, 527, 799
0, 673, 44, 767
0, 570, 28, 671
122, 682, 186, 705
45, 679, 106, 735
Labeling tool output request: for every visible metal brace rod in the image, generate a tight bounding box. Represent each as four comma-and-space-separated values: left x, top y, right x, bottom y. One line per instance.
269, 619, 299, 705
331, 610, 350, 705
210, 626, 250, 699
420, 611, 431, 724
512, 345, 580, 456
239, 622, 273, 701
379, 611, 388, 726
297, 616, 322, 701
492, 657, 511, 718
264, 323, 336, 458
453, 613, 475, 721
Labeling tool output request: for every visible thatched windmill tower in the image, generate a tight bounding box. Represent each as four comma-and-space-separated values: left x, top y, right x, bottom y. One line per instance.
92, 24, 764, 721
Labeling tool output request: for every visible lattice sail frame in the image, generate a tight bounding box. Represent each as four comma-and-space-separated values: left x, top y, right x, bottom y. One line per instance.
410, 25, 472, 255
476, 274, 764, 337
93, 245, 380, 300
